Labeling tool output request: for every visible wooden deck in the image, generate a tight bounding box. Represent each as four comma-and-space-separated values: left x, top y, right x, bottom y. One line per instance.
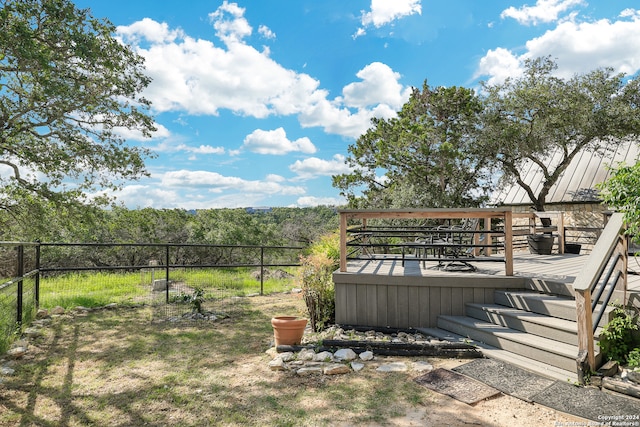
342, 252, 640, 290
333, 252, 640, 329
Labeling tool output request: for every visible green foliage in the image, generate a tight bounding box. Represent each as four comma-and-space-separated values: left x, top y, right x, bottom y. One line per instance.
599, 307, 640, 364
171, 287, 205, 314
333, 82, 491, 209
628, 347, 640, 369
300, 233, 340, 332
0, 0, 155, 216
598, 161, 640, 242
479, 56, 640, 211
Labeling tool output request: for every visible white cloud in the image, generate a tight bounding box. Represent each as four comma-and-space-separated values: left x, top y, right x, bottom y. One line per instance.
242, 127, 316, 155
342, 62, 410, 109
160, 170, 305, 195
296, 196, 345, 207
501, 0, 585, 26
289, 154, 352, 180
208, 1, 252, 44
258, 25, 275, 39
477, 10, 640, 84
117, 5, 411, 139
355, 0, 422, 37
155, 140, 225, 155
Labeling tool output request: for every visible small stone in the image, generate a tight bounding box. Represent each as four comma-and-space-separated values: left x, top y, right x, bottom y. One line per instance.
296, 366, 323, 375
359, 351, 374, 361
75, 306, 91, 312
376, 362, 408, 373
589, 375, 603, 387
23, 327, 40, 338
298, 348, 316, 361
324, 363, 351, 375
314, 351, 334, 362
334, 348, 357, 361
351, 361, 365, 372
265, 347, 278, 358
268, 358, 285, 371
597, 360, 619, 377
51, 306, 65, 315
104, 303, 118, 309
7, 347, 27, 359
279, 352, 295, 362
1, 366, 15, 376
290, 288, 302, 294
628, 370, 640, 385
413, 361, 434, 372
36, 309, 49, 319
152, 279, 168, 291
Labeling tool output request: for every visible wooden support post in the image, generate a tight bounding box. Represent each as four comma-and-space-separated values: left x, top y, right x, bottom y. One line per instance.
340, 212, 348, 272
484, 216, 492, 257
575, 288, 596, 371
504, 211, 514, 276
557, 212, 565, 254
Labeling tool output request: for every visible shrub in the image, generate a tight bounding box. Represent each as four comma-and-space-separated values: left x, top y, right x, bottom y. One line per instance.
299, 232, 339, 332
599, 307, 639, 364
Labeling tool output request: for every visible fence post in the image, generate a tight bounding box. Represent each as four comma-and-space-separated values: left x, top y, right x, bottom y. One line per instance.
260, 246, 264, 295
35, 243, 41, 309
165, 245, 170, 304
16, 245, 24, 324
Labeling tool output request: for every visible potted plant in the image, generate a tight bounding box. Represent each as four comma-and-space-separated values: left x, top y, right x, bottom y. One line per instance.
528, 216, 554, 255
271, 316, 308, 346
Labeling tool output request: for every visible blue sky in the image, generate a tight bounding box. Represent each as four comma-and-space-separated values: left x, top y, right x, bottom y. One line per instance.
73, 0, 640, 209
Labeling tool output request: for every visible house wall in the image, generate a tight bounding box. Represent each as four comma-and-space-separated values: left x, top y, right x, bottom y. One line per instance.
333, 271, 527, 328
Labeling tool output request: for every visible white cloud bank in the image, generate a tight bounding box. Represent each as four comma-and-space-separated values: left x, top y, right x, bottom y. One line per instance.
478, 7, 640, 85
501, 0, 585, 26
241, 127, 316, 155
354, 0, 422, 38
117, 1, 410, 139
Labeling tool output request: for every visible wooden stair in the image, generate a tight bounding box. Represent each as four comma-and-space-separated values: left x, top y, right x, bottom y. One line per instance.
419, 285, 614, 382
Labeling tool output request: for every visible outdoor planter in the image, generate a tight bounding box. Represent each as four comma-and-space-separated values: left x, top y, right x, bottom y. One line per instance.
528, 234, 554, 255
271, 316, 307, 346
565, 243, 582, 254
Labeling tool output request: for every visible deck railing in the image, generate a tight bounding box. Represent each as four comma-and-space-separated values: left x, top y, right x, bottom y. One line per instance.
338, 208, 515, 276
573, 212, 627, 382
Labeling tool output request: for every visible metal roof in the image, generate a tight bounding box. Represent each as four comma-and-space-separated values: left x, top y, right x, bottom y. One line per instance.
491, 140, 639, 206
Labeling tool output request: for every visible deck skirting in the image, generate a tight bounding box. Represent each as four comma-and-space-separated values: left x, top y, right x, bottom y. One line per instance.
333, 271, 527, 329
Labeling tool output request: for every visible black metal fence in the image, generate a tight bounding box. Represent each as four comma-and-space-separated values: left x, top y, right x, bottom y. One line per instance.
0, 242, 305, 353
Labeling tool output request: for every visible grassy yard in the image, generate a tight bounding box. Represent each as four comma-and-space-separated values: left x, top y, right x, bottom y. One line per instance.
0, 292, 581, 427
0, 293, 432, 426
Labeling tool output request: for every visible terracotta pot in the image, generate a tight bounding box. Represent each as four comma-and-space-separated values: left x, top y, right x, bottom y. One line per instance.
271, 316, 307, 346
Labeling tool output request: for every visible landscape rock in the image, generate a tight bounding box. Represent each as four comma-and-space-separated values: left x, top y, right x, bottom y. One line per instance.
296, 366, 323, 375
279, 352, 295, 362
298, 348, 316, 361
152, 279, 168, 291
51, 306, 65, 315
36, 309, 49, 319
334, 348, 357, 361
350, 362, 365, 372
105, 303, 118, 309
314, 351, 334, 362
627, 369, 640, 385
597, 360, 619, 377
359, 351, 374, 361
268, 358, 286, 371
376, 362, 408, 373
7, 347, 27, 359
1, 366, 15, 376
23, 327, 41, 338
324, 363, 351, 375
413, 361, 434, 372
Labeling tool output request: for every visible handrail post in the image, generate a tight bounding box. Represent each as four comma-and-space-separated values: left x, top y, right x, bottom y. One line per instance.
504, 211, 514, 276
340, 212, 347, 272
575, 288, 596, 371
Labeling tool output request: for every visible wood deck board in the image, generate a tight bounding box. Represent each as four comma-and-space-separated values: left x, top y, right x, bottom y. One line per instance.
344, 252, 640, 293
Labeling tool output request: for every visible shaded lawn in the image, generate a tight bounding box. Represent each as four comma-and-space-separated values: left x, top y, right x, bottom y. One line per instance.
0, 294, 435, 427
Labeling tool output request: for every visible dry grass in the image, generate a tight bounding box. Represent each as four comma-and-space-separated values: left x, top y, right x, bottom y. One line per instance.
0, 293, 582, 426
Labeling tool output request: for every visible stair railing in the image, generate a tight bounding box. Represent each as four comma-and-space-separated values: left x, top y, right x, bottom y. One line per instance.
573, 212, 627, 382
